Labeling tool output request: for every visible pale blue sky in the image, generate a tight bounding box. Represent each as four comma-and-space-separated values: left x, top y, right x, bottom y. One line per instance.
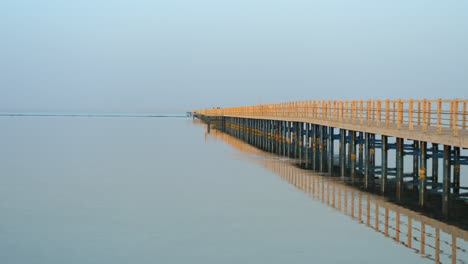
1, 0, 467, 112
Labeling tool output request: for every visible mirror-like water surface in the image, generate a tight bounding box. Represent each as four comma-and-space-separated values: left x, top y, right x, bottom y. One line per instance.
1, 116, 466, 263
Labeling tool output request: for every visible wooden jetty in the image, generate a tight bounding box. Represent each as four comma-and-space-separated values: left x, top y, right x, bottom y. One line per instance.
194, 99, 468, 216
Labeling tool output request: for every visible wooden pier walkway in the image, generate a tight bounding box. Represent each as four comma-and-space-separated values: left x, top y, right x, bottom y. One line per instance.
194, 99, 468, 218
195, 99, 468, 148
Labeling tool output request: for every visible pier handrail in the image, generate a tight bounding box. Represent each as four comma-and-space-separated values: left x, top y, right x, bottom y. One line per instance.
195, 99, 468, 137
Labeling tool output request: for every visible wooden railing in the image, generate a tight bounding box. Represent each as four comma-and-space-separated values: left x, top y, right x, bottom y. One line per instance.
195, 99, 468, 136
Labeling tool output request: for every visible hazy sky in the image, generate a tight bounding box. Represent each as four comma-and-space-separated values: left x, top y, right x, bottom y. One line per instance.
1, 0, 467, 112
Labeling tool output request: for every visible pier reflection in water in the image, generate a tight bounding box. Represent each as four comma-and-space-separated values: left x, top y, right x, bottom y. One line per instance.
199, 121, 468, 264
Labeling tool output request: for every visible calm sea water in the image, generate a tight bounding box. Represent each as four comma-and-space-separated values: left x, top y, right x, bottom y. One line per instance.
0, 116, 464, 263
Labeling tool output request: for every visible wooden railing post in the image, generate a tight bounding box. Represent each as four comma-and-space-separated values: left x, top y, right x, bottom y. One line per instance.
325, 100, 327, 120
360, 100, 364, 125
304, 100, 307, 119
345, 100, 348, 122
297, 101, 300, 118
386, 100, 390, 128
318, 101, 321, 120
463, 101, 467, 130
302, 101, 307, 118
313, 101, 316, 119
409, 99, 414, 130
324, 101, 327, 120
367, 100, 371, 126
417, 101, 421, 125
437, 99, 442, 134
316, 101, 319, 119
339, 101, 342, 121
377, 100, 381, 127
450, 100, 453, 129
397, 100, 403, 129
422, 99, 427, 133
290, 102, 293, 118
352, 101, 355, 124
427, 101, 432, 130
344, 101, 347, 122
373, 101, 376, 124
337, 101, 339, 121
453, 99, 459, 137
298, 101, 301, 118
355, 101, 358, 124
283, 103, 286, 118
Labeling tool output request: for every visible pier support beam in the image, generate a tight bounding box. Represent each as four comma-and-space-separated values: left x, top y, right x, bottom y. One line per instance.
454, 147, 460, 195
381, 135, 388, 194
350, 131, 357, 184
413, 141, 419, 189
432, 143, 439, 189
419, 142, 427, 207
282, 121, 286, 156
263, 119, 266, 148
276, 121, 281, 155
396, 138, 404, 201
442, 145, 451, 218
365, 133, 371, 189
340, 129, 346, 177
287, 121, 294, 158
328, 127, 334, 174
320, 126, 326, 172
299, 122, 304, 162
358, 132, 364, 173
305, 123, 310, 168
294, 122, 299, 158
313, 124, 318, 170
370, 134, 375, 173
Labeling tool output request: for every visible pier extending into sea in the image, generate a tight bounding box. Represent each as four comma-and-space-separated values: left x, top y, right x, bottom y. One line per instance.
193, 99, 468, 218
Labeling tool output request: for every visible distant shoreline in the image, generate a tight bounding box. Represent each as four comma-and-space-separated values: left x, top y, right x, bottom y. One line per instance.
0, 113, 189, 118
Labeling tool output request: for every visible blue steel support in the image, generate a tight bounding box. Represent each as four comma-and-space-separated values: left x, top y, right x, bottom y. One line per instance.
350, 131, 357, 184
285, 121, 288, 156
340, 129, 346, 178
328, 127, 334, 174
381, 135, 388, 194
442, 145, 451, 217
419, 142, 427, 207
358, 132, 364, 173
298, 122, 303, 160
432, 143, 439, 189
312, 124, 318, 170
365, 133, 371, 189
454, 147, 460, 195
323, 126, 328, 172
305, 123, 309, 167
287, 122, 291, 157
319, 126, 325, 172
396, 138, 404, 201
413, 141, 420, 190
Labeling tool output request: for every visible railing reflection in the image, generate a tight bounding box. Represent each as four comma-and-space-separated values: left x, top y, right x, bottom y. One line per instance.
203, 124, 468, 264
